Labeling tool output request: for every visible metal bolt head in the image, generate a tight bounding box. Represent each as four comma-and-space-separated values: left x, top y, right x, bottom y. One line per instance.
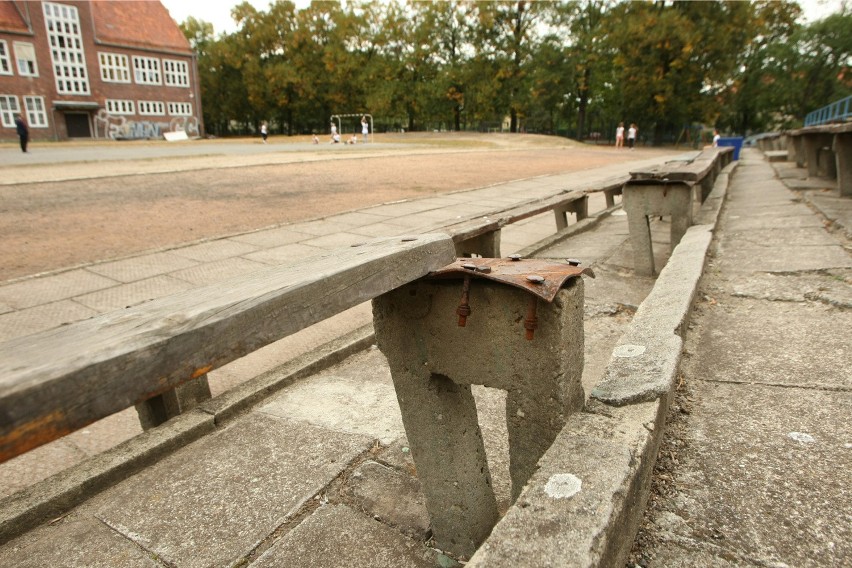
526, 274, 545, 284
462, 263, 477, 270
508, 254, 522, 261
566, 258, 581, 266
401, 237, 417, 242
476, 266, 492, 274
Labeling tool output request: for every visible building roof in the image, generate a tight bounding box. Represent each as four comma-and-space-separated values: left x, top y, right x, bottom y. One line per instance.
92, 0, 191, 54
0, 1, 30, 34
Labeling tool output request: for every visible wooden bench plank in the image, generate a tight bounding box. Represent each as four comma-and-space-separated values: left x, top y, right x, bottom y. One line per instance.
0, 234, 456, 462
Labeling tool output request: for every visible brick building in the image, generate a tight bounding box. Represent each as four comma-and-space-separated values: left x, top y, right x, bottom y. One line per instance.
0, 0, 202, 142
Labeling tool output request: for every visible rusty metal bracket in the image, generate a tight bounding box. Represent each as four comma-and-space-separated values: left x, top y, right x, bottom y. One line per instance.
426, 257, 595, 303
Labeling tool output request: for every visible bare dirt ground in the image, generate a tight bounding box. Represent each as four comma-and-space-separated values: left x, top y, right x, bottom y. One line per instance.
0, 133, 672, 281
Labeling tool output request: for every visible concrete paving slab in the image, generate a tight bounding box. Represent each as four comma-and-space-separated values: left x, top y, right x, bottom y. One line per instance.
365, 201, 449, 217
258, 348, 405, 445
323, 210, 391, 227
168, 257, 269, 286
717, 243, 851, 272
692, 296, 851, 389
73, 275, 195, 312
656, 381, 852, 567
0, 301, 11, 315
346, 222, 408, 239
168, 239, 260, 262
723, 269, 852, 308
720, 226, 838, 247
228, 226, 314, 247
0, 300, 99, 342
0, 269, 118, 309
95, 412, 373, 568
285, 217, 362, 236
344, 460, 430, 539
784, 177, 836, 191
242, 242, 326, 265
0, 512, 162, 568
252, 504, 437, 568
0, 438, 85, 499
722, 212, 824, 231
726, 203, 814, 219
582, 265, 655, 310
85, 252, 199, 283
807, 192, 852, 237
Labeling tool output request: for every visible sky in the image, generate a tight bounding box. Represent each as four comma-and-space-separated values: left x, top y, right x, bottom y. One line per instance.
160, 0, 848, 36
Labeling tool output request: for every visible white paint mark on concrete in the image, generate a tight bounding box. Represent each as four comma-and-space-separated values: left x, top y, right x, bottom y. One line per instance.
788, 432, 815, 444
545, 473, 582, 499
614, 344, 646, 358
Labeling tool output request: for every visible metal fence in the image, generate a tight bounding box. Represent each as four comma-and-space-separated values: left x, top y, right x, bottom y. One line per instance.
804, 95, 852, 126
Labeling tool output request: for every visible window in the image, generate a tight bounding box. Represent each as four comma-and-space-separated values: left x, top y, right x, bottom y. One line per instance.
14, 42, 38, 76
106, 99, 135, 115
99, 52, 130, 83
167, 102, 192, 116
138, 100, 164, 115
24, 96, 48, 127
163, 59, 189, 87
0, 41, 11, 75
133, 56, 161, 85
43, 2, 89, 94
0, 95, 20, 127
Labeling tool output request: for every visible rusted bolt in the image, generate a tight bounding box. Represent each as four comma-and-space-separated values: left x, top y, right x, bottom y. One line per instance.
456, 276, 472, 327
526, 274, 545, 284
508, 254, 522, 261
566, 258, 581, 266
524, 296, 538, 340
476, 266, 492, 274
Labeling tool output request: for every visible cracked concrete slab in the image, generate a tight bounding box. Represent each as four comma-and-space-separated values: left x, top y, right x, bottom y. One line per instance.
252, 504, 437, 568
0, 512, 161, 568
721, 269, 852, 307
651, 381, 852, 567
94, 413, 373, 568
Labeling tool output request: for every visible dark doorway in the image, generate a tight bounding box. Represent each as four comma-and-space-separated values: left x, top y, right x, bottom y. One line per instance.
65, 113, 91, 138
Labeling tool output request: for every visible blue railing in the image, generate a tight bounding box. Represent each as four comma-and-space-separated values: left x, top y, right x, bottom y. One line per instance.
804, 95, 852, 126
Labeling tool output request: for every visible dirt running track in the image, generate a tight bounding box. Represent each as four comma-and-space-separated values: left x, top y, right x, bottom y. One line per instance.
0, 134, 670, 281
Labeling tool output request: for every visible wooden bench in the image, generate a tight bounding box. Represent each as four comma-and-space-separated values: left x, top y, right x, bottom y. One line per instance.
788, 123, 852, 197
623, 147, 733, 276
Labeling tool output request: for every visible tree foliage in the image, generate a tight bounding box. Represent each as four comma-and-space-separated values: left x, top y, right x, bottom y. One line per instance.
177, 0, 851, 142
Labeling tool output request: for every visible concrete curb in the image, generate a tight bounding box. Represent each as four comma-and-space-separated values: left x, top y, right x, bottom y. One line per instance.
468, 161, 737, 567
0, 324, 376, 545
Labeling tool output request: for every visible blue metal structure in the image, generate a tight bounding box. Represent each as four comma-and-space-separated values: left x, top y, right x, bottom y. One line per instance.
804, 95, 852, 126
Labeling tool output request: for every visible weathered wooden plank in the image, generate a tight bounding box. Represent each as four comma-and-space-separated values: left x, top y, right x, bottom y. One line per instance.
0, 234, 456, 462
630, 149, 729, 182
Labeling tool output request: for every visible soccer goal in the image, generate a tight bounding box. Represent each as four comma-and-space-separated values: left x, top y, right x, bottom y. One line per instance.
330, 113, 373, 143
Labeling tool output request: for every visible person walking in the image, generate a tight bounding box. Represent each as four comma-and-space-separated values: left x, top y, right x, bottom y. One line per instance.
615, 122, 625, 148
361, 116, 369, 142
260, 121, 268, 144
14, 114, 28, 153
627, 123, 638, 150
712, 129, 720, 147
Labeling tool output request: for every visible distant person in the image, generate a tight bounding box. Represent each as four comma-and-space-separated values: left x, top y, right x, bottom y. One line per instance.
330, 122, 337, 143
361, 116, 369, 142
347, 134, 358, 145
312, 134, 319, 144
712, 129, 720, 147
615, 122, 624, 148
627, 123, 637, 150
15, 114, 28, 153
260, 121, 268, 144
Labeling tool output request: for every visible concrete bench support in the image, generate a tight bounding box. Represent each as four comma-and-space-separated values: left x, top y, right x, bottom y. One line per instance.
455, 229, 501, 258
373, 276, 585, 558
623, 182, 694, 277
833, 132, 852, 197
803, 133, 835, 178
553, 195, 589, 230
135, 374, 212, 430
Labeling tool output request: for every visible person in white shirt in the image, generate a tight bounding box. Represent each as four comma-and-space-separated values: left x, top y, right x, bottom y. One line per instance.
627, 123, 638, 149
615, 122, 625, 148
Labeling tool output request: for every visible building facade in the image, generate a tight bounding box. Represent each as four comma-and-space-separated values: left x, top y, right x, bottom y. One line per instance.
0, 0, 202, 141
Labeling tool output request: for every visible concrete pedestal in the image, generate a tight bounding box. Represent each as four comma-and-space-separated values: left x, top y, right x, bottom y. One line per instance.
373, 277, 585, 558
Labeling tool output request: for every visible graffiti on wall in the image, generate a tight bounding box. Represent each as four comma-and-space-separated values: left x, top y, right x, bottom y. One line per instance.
94, 110, 200, 140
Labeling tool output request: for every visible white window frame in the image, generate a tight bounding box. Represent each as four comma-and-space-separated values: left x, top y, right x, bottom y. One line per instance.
14, 42, 38, 76
43, 1, 90, 95
163, 59, 189, 87
0, 95, 21, 127
105, 99, 135, 115
24, 96, 48, 128
133, 56, 161, 85
99, 52, 130, 83
0, 40, 12, 75
138, 100, 165, 116
167, 102, 192, 116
